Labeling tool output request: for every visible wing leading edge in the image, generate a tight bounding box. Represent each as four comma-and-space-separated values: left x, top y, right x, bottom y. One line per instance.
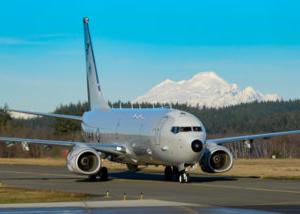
207, 130, 300, 144
0, 137, 125, 156
7, 109, 82, 121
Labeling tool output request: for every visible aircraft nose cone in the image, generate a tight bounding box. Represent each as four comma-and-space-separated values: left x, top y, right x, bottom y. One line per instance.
191, 140, 203, 152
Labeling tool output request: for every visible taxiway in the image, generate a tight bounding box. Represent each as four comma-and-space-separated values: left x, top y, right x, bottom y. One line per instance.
0, 164, 299, 213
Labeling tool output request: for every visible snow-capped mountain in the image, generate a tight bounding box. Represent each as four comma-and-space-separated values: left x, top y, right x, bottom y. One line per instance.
9, 111, 37, 119
133, 72, 280, 108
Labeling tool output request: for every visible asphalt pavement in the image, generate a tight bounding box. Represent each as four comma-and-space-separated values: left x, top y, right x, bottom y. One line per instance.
0, 164, 299, 213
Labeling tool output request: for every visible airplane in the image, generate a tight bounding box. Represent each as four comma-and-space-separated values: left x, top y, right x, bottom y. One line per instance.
1, 17, 300, 183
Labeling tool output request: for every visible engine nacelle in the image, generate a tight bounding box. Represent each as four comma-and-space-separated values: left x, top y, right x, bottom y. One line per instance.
67, 146, 101, 175
200, 145, 233, 173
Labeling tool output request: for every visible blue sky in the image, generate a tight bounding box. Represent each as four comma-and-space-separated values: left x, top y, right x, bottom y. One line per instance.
1, 0, 300, 111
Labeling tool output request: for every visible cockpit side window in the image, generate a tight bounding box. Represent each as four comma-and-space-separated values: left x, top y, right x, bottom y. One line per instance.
171, 126, 179, 134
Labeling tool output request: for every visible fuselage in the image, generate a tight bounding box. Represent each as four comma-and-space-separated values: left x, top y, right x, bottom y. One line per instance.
81, 108, 207, 166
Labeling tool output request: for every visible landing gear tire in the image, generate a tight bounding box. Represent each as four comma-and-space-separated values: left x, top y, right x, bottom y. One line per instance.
179, 172, 190, 183
164, 166, 173, 181
98, 167, 108, 181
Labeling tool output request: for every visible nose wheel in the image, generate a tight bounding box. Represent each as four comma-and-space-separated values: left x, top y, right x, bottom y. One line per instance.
164, 166, 190, 183
178, 171, 190, 183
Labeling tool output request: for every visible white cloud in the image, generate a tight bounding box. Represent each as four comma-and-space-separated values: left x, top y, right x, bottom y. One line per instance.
0, 37, 31, 45
0, 34, 72, 46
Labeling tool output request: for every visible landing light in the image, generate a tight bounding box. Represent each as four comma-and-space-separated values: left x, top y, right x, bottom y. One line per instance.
116, 146, 122, 151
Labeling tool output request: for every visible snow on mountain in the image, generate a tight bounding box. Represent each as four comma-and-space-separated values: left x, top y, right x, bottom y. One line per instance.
133, 71, 281, 108
9, 111, 37, 119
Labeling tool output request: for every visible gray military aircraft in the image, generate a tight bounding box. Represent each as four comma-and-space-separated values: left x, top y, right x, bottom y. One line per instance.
1, 17, 300, 183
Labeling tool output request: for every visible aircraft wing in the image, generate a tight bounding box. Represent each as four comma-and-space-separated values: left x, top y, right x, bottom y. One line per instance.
0, 137, 125, 155
206, 130, 300, 144
7, 109, 82, 121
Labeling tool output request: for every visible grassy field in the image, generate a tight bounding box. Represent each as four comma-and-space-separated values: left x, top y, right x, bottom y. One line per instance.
0, 186, 91, 204
0, 158, 65, 166
1, 158, 300, 179
216, 159, 300, 179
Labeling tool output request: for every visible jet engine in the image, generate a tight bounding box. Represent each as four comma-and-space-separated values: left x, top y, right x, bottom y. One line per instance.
67, 146, 101, 175
200, 145, 233, 173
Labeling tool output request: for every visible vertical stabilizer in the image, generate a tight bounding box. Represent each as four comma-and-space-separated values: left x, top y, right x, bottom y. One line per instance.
83, 17, 110, 111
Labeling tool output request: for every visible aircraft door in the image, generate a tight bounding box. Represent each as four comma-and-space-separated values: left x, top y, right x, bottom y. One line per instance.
155, 117, 168, 145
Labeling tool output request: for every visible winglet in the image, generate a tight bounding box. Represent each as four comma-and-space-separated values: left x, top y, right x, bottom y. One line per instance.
83, 17, 110, 111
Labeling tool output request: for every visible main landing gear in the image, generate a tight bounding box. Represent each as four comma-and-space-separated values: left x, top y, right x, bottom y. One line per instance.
164, 166, 173, 181
88, 167, 108, 181
164, 166, 190, 183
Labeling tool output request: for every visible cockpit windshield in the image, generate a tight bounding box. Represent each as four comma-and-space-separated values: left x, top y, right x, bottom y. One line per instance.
171, 126, 202, 134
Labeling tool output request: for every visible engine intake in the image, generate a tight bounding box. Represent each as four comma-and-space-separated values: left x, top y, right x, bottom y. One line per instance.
200, 145, 233, 173
67, 146, 101, 175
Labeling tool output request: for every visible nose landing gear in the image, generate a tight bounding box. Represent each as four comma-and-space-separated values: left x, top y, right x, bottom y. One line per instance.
178, 171, 190, 183
164, 166, 190, 183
